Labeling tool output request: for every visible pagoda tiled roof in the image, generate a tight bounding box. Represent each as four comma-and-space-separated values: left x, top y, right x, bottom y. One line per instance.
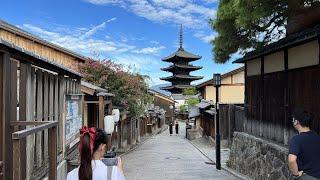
160, 75, 203, 81
160, 84, 194, 90
162, 48, 201, 62
161, 64, 202, 72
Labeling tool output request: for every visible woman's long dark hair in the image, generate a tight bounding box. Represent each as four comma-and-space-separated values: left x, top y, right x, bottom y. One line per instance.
79, 128, 107, 180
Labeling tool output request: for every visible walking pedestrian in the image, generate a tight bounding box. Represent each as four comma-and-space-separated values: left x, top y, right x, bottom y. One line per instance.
175, 121, 179, 134
288, 109, 320, 180
169, 122, 173, 136
67, 127, 125, 180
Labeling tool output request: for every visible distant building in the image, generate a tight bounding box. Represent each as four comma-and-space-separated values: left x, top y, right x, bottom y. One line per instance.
196, 67, 245, 104
160, 25, 203, 95
148, 89, 175, 123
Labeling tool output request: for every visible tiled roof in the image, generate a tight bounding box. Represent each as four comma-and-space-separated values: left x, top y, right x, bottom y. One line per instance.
196, 66, 244, 88
162, 48, 201, 61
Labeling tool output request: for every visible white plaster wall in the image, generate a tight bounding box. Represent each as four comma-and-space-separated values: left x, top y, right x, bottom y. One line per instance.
247, 58, 261, 76
220, 85, 245, 104
264, 51, 284, 73
205, 85, 216, 101
232, 71, 245, 84
288, 40, 319, 69
221, 76, 232, 84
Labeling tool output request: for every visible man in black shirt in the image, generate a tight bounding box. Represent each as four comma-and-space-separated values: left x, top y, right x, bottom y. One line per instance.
289, 109, 320, 179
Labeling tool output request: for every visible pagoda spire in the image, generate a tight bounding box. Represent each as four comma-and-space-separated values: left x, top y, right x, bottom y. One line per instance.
179, 24, 183, 50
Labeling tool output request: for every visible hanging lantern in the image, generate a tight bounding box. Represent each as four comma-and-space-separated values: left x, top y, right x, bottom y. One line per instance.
104, 115, 115, 135
112, 109, 120, 122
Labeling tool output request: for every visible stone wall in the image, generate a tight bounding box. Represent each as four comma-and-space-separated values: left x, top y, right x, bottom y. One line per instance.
228, 132, 291, 180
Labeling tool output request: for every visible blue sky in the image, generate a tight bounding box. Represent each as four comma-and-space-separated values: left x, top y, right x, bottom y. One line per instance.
0, 0, 242, 86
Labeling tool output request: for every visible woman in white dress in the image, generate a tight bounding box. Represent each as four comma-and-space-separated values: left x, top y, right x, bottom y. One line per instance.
67, 127, 125, 180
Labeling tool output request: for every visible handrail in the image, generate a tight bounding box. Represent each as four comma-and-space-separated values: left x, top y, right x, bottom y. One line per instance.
12, 121, 57, 180
12, 121, 57, 140
10, 121, 51, 127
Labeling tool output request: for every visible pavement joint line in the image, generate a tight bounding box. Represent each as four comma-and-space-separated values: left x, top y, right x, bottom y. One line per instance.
187, 139, 250, 180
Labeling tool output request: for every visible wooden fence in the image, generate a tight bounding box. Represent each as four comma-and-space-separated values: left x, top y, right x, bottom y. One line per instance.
245, 66, 320, 145
1, 46, 81, 180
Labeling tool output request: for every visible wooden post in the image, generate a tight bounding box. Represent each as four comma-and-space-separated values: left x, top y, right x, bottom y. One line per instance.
1, 52, 13, 180
260, 56, 264, 137
35, 70, 43, 167
284, 49, 289, 145
244, 62, 247, 132
43, 72, 49, 164
48, 126, 57, 180
0, 52, 2, 180
12, 139, 21, 180
98, 96, 105, 129
22, 64, 35, 179
58, 75, 65, 154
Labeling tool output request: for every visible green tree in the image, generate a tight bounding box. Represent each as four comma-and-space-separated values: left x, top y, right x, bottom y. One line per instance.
79, 59, 153, 117
211, 0, 319, 63
182, 87, 198, 96
179, 105, 188, 113
181, 87, 200, 112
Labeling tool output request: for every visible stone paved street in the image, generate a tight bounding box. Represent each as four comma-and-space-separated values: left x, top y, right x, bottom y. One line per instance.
122, 122, 240, 180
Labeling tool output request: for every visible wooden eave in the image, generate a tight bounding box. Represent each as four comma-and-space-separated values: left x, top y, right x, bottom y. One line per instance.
196, 66, 244, 88
233, 24, 320, 64
0, 19, 88, 63
0, 39, 81, 79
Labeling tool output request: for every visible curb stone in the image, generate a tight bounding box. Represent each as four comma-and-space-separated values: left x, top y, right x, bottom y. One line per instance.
187, 139, 251, 180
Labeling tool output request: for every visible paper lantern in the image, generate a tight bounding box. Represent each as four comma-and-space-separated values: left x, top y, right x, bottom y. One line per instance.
104, 115, 115, 134
112, 109, 120, 122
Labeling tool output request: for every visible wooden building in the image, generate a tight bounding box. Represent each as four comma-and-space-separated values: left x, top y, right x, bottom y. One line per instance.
233, 24, 320, 145
196, 100, 215, 139
0, 20, 89, 180
148, 89, 175, 123
81, 81, 114, 129
196, 67, 245, 104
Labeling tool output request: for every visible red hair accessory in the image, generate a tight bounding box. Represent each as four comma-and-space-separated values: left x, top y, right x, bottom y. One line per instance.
79, 126, 96, 155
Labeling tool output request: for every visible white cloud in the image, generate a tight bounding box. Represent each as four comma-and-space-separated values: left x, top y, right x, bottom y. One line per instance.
201, 0, 218, 4
112, 54, 168, 86
132, 46, 165, 55
23, 23, 118, 54
83, 0, 216, 29
81, 17, 116, 39
194, 32, 217, 43
22, 22, 165, 58
85, 0, 123, 5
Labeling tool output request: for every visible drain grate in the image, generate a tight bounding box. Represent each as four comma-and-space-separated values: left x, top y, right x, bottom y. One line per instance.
165, 157, 181, 160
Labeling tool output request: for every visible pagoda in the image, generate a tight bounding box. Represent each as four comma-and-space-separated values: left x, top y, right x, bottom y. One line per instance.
160, 25, 203, 94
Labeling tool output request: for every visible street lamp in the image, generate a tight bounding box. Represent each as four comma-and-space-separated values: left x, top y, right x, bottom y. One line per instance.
213, 73, 221, 170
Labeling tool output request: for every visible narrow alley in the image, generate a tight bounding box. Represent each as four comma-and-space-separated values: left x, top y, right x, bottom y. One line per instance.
122, 122, 239, 180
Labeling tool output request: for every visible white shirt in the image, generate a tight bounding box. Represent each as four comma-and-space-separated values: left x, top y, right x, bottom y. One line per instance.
67, 160, 125, 180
